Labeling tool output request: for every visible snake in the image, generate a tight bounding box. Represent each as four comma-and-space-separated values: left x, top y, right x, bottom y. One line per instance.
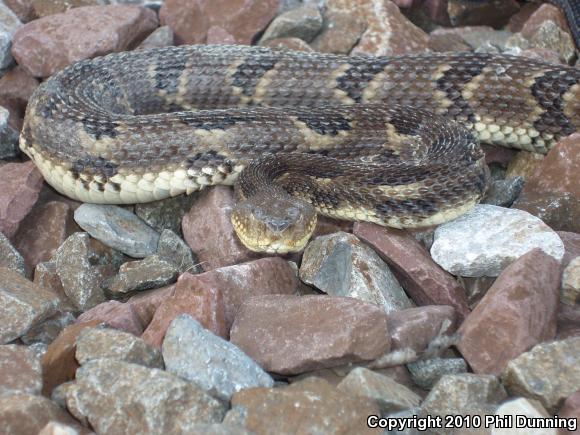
19, 43, 580, 253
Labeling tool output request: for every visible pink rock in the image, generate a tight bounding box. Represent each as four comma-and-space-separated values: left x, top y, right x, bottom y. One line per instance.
0, 161, 43, 238
230, 294, 390, 375
354, 222, 470, 319
520, 4, 571, 41
0, 66, 39, 129
206, 26, 236, 45
4, 0, 37, 22
11, 5, 158, 77
558, 231, 580, 268
558, 303, 580, 339
128, 284, 175, 328
507, 2, 541, 33
160, 0, 279, 45
447, 0, 519, 28
559, 391, 580, 428
457, 249, 560, 375
262, 37, 313, 52
76, 301, 144, 336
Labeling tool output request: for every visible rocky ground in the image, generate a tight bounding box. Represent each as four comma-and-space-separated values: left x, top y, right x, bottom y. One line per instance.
0, 0, 579, 434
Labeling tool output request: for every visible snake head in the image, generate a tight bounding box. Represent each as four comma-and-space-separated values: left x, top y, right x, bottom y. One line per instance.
231, 191, 317, 254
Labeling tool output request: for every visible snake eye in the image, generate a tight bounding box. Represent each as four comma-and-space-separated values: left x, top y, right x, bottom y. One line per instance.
253, 207, 265, 219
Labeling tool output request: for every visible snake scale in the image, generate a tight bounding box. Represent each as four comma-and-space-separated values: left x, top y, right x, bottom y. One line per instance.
20, 43, 580, 253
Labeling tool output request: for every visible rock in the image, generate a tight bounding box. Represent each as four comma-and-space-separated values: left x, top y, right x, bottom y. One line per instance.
141, 273, 226, 347
74, 204, 160, 258
353, 223, 470, 319
505, 151, 544, 180
559, 231, 580, 268
134, 193, 196, 236
0, 231, 25, 275
310, 3, 366, 54
492, 398, 555, 435
336, 367, 421, 415
33, 262, 71, 308
102, 255, 178, 297
507, 2, 541, 33
559, 392, 580, 431
205, 26, 236, 44
156, 229, 200, 275
137, 25, 174, 49
558, 303, 580, 340
261, 37, 313, 52
431, 205, 564, 277
0, 106, 20, 160
38, 421, 80, 435
502, 337, 580, 413
300, 232, 411, 314
13, 200, 79, 275
75, 300, 144, 336
407, 357, 468, 390
482, 177, 524, 207
3, 0, 37, 23
0, 3, 21, 69
229, 294, 390, 375
422, 373, 507, 417
21, 311, 76, 346
229, 377, 379, 434
182, 186, 260, 270
0, 161, 43, 238
261, 5, 322, 43
76, 327, 163, 368
54, 232, 123, 311
11, 5, 158, 77
32, 0, 107, 17
68, 359, 226, 432
159, 0, 279, 45
0, 394, 83, 435
562, 257, 580, 306
0, 344, 42, 397
447, 0, 519, 28
457, 249, 560, 375
0, 267, 61, 344
163, 315, 273, 401
0, 65, 39, 129
41, 320, 102, 396
428, 32, 472, 52
127, 284, 175, 328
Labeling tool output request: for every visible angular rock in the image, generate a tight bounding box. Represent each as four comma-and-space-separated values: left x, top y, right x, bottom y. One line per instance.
74, 204, 159, 258
0, 66, 39, 129
163, 315, 273, 401
38, 421, 81, 435
0, 105, 20, 160
447, 0, 519, 28
0, 3, 21, 68
0, 161, 43, 238
501, 337, 580, 413
505, 150, 544, 180
32, 0, 107, 17
310, 2, 366, 54
141, 273, 226, 347
33, 262, 70, 307
261, 37, 313, 52
75, 300, 144, 336
559, 392, 580, 430
54, 232, 123, 311
76, 327, 163, 368
353, 223, 470, 318
0, 267, 61, 343
0, 344, 42, 397
137, 25, 174, 49
21, 311, 76, 346
182, 186, 260, 270
3, 0, 37, 23
128, 284, 175, 328
559, 231, 580, 268
492, 398, 555, 435
134, 193, 196, 236
261, 5, 322, 43
431, 205, 564, 277
558, 303, 580, 339
102, 255, 178, 297
0, 394, 83, 435
428, 32, 472, 52
68, 359, 225, 433
12, 5, 158, 77
482, 176, 524, 207
159, 0, 279, 45
13, 200, 79, 275
457, 249, 560, 375
0, 231, 25, 275
562, 257, 580, 306
407, 357, 468, 390
336, 367, 421, 415
156, 229, 200, 274
205, 26, 236, 44
230, 294, 390, 375
300, 232, 411, 314
229, 377, 379, 434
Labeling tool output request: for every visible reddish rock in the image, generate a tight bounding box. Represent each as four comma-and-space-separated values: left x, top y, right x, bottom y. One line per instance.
230, 377, 379, 434
0, 66, 39, 129
33, 261, 73, 309
424, 0, 450, 25
11, 5, 158, 78
141, 274, 227, 348
262, 37, 313, 52
520, 4, 571, 41
0, 345, 42, 397
310, 4, 366, 54
76, 301, 144, 336
447, 0, 519, 28
387, 306, 457, 355
32, 0, 106, 17
4, 0, 37, 22
428, 32, 471, 52
128, 284, 175, 327
559, 391, 580, 431
507, 2, 541, 33
457, 249, 561, 375
159, 0, 279, 45
559, 231, 580, 268
41, 320, 101, 396
0, 161, 43, 238
137, 25, 174, 50
354, 222, 470, 319
230, 294, 390, 375
558, 303, 580, 339
13, 201, 79, 275
182, 186, 261, 271
206, 26, 236, 44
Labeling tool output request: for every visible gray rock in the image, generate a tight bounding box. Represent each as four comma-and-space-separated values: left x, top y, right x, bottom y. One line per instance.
20, 311, 76, 345
431, 205, 564, 277
493, 398, 555, 435
384, 407, 422, 435
68, 359, 225, 433
74, 204, 159, 258
300, 232, 412, 314
76, 327, 164, 369
102, 254, 178, 297
38, 422, 80, 435
0, 3, 21, 69
337, 367, 421, 415
0, 267, 61, 343
501, 337, 580, 413
0, 106, 20, 160
261, 5, 323, 43
134, 193, 197, 236
0, 344, 42, 397
177, 424, 255, 435
0, 230, 25, 275
482, 176, 524, 207
163, 315, 274, 401
407, 358, 468, 390
529, 20, 576, 64
54, 232, 123, 311
156, 229, 200, 274
138, 25, 174, 49
562, 256, 580, 306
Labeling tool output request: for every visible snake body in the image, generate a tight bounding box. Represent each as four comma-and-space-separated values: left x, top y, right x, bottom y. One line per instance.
20, 44, 580, 252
